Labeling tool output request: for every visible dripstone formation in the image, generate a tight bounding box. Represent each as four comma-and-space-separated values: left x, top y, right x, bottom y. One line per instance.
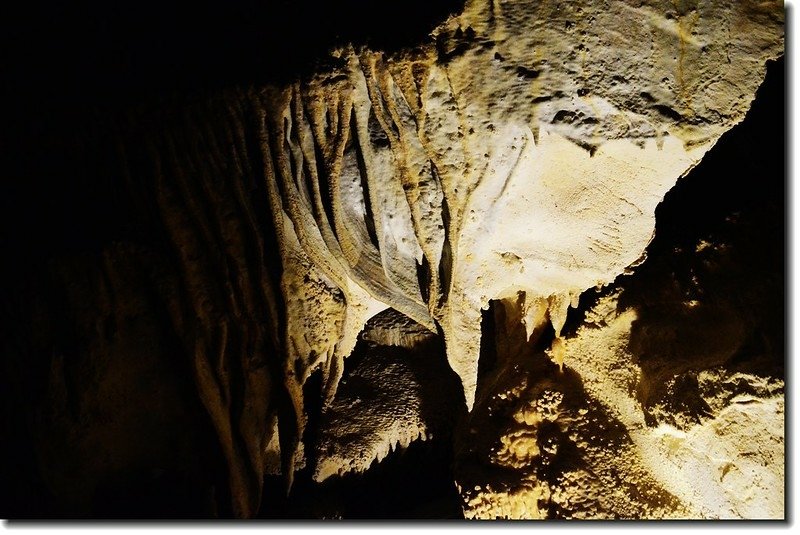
0, 0, 784, 519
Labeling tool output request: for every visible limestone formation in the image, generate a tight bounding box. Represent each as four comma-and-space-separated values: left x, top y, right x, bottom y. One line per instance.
255, 0, 783, 499
0, 0, 784, 520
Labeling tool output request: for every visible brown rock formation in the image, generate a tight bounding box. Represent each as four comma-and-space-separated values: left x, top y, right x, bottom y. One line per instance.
0, 0, 783, 519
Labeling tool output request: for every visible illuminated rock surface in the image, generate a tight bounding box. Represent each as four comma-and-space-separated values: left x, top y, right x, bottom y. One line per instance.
0, 0, 783, 520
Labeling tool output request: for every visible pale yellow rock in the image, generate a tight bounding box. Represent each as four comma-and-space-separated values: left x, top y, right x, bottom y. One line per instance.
542, 292, 784, 519
258, 0, 783, 483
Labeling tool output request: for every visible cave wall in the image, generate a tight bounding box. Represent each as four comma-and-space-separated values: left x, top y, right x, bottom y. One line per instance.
0, 0, 784, 519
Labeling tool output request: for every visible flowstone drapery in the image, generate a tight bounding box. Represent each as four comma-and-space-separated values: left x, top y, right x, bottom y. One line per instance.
1, 0, 783, 520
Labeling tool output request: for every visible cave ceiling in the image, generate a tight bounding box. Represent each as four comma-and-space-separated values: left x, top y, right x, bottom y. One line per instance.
0, 0, 785, 521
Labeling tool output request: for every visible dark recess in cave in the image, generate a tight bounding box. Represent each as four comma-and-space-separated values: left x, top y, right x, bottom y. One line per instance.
261, 316, 465, 519
1, 0, 467, 263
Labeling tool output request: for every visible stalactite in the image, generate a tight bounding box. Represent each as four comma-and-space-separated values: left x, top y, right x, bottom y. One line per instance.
1, 0, 783, 519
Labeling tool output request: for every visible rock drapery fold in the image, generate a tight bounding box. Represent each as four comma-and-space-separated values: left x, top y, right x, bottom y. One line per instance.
1, 0, 783, 519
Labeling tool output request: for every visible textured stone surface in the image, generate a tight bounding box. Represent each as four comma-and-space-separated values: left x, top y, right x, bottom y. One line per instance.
312, 310, 462, 483
456, 290, 783, 519
257, 0, 782, 489
307, 0, 777, 408
0, 0, 783, 519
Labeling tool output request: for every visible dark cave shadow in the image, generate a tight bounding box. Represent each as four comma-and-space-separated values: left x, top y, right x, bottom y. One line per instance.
259, 310, 466, 519
3, 1, 468, 113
